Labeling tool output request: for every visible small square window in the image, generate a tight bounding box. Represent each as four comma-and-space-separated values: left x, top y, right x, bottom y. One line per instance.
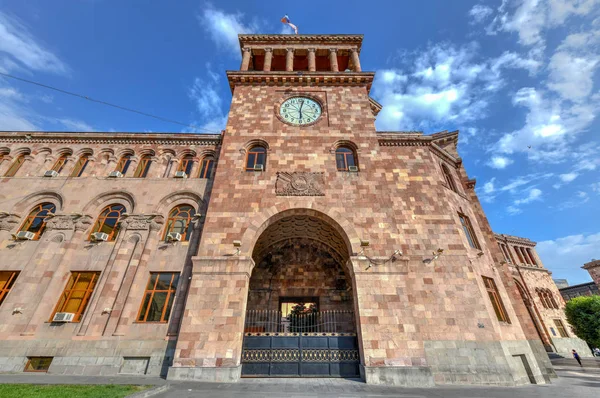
24, 357, 53, 372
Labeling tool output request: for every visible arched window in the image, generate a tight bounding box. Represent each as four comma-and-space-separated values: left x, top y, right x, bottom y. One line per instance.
537, 290, 547, 308
4, 154, 25, 177
547, 290, 559, 309
177, 155, 194, 176
198, 156, 215, 178
51, 155, 69, 174
89, 204, 126, 241
163, 205, 196, 241
70, 155, 90, 177
245, 146, 266, 171
134, 155, 152, 178
441, 164, 457, 192
115, 155, 132, 175
18, 203, 57, 240
335, 146, 357, 171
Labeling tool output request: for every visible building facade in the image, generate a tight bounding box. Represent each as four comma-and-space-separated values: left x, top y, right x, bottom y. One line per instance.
495, 234, 591, 358
557, 259, 600, 300
0, 34, 566, 387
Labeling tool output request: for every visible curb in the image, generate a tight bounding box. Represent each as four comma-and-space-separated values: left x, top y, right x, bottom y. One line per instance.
127, 384, 169, 398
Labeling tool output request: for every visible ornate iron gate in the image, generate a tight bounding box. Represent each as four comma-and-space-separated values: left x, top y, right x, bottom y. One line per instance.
241, 310, 360, 377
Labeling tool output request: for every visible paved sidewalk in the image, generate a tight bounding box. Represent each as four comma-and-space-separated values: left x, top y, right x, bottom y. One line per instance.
0, 357, 598, 398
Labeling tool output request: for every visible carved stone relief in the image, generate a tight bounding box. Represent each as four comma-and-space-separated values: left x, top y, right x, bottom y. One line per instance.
0, 214, 20, 232
276, 172, 325, 196
45, 215, 75, 231
121, 214, 165, 231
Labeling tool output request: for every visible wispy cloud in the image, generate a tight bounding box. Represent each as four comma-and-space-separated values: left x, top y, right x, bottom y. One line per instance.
197, 4, 258, 56
187, 63, 228, 133
537, 232, 600, 283
487, 155, 513, 169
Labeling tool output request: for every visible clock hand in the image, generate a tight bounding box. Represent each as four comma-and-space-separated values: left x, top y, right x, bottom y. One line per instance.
299, 101, 304, 119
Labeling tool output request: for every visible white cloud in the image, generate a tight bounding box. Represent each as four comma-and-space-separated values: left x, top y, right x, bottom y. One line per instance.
537, 232, 600, 284
373, 43, 536, 130
559, 172, 578, 182
487, 155, 514, 169
548, 51, 599, 102
197, 5, 257, 55
514, 187, 542, 205
56, 118, 94, 132
469, 4, 494, 23
548, 0, 600, 25
187, 64, 228, 133
483, 177, 496, 194
0, 11, 68, 74
591, 182, 600, 193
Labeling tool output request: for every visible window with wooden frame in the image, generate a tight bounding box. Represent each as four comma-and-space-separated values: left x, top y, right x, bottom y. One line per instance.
50, 272, 100, 322
51, 154, 69, 174
553, 319, 569, 337
133, 155, 152, 178
441, 163, 457, 192
458, 213, 481, 249
0, 271, 19, 306
4, 154, 25, 177
137, 272, 180, 323
197, 156, 215, 178
89, 204, 126, 241
245, 146, 266, 171
70, 155, 89, 177
163, 205, 196, 242
537, 290, 547, 308
177, 155, 194, 176
18, 203, 56, 240
24, 357, 53, 372
115, 154, 132, 175
482, 276, 510, 323
335, 146, 358, 171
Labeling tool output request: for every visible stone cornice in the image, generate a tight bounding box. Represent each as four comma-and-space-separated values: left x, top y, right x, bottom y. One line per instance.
369, 97, 382, 116
239, 34, 363, 49
0, 132, 222, 146
226, 71, 375, 93
494, 233, 537, 247
377, 132, 461, 165
508, 263, 550, 274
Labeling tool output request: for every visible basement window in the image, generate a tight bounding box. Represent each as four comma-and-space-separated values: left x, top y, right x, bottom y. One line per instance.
24, 357, 53, 372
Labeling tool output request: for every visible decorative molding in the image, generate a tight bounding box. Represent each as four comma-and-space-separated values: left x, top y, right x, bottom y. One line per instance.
0, 214, 20, 232
121, 214, 155, 231
45, 215, 75, 231
74, 215, 94, 232
276, 172, 325, 197
465, 179, 476, 189
369, 97, 382, 116
226, 71, 375, 93
494, 233, 536, 247
238, 34, 363, 47
0, 132, 221, 146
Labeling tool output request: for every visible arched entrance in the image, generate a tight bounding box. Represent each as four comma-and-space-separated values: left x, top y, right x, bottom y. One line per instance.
241, 211, 361, 378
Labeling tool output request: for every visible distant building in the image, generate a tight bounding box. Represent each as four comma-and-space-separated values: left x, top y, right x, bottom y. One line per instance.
553, 279, 569, 289
559, 282, 600, 301
495, 234, 591, 358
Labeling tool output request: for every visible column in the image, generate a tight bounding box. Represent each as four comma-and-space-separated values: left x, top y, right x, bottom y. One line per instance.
308, 48, 316, 71
286, 48, 294, 71
263, 48, 273, 71
350, 48, 361, 72
240, 47, 251, 71
329, 48, 339, 72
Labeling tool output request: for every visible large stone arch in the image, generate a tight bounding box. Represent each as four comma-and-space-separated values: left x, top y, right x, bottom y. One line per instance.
240, 205, 361, 263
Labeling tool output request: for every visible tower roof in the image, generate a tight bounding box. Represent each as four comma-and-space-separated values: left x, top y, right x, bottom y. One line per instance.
238, 34, 363, 53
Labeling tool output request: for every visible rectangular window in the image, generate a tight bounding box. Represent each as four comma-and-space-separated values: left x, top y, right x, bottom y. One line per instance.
24, 357, 53, 372
51, 157, 69, 173
0, 271, 19, 306
483, 276, 510, 323
554, 319, 569, 337
514, 246, 525, 264
51, 272, 100, 322
526, 248, 538, 266
137, 273, 179, 323
198, 158, 214, 178
458, 213, 481, 249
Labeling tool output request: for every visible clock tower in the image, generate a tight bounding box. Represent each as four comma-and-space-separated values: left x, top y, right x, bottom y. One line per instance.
168, 34, 554, 387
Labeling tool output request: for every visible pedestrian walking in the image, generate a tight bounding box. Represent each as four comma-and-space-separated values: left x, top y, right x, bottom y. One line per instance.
572, 349, 582, 366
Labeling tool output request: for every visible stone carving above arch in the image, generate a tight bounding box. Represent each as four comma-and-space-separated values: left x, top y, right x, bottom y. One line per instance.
0, 146, 10, 155
74, 215, 94, 232
74, 147, 94, 157
329, 139, 359, 154
276, 172, 325, 196
47, 233, 65, 243
120, 214, 164, 231
12, 190, 65, 213
176, 149, 197, 159
32, 147, 52, 156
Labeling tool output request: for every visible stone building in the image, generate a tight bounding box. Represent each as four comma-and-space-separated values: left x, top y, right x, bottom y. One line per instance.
558, 259, 600, 300
0, 34, 565, 387
494, 234, 591, 358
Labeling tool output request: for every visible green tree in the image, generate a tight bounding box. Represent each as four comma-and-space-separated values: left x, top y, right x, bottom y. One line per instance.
564, 295, 600, 349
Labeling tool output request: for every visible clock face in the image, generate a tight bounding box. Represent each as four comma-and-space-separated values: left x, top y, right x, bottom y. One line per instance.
279, 97, 322, 126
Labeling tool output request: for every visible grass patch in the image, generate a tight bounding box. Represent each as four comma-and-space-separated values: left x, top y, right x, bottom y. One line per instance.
0, 384, 149, 398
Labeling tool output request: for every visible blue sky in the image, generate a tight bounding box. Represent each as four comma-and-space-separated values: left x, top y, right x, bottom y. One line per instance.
0, 0, 598, 284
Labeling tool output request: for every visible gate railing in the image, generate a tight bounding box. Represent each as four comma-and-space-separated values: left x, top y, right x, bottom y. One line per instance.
244, 310, 356, 334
